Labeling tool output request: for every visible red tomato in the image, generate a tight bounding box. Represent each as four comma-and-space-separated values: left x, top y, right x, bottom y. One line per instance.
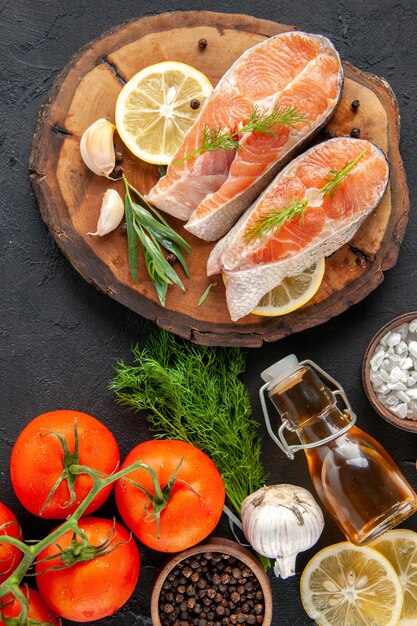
10, 410, 120, 518
0, 503, 22, 584
35, 517, 140, 622
0, 586, 61, 625
115, 440, 225, 552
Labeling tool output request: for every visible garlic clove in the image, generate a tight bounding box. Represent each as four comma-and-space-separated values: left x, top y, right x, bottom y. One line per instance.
80, 118, 117, 178
88, 189, 125, 236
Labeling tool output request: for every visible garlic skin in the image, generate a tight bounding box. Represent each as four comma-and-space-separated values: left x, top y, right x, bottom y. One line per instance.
88, 189, 124, 236
80, 118, 117, 178
241, 484, 324, 579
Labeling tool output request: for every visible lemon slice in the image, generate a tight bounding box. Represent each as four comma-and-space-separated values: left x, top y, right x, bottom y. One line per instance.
300, 542, 403, 626
251, 258, 325, 316
370, 530, 417, 625
115, 61, 213, 164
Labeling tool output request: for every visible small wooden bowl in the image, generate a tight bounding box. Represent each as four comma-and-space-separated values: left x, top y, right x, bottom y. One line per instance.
362, 311, 417, 433
150, 536, 273, 626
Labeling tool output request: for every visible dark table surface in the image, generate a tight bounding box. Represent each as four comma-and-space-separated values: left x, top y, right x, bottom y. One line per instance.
1, 1, 417, 624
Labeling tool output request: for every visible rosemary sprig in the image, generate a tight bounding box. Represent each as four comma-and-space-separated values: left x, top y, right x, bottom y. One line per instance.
172, 103, 307, 166
123, 175, 191, 306
243, 149, 367, 243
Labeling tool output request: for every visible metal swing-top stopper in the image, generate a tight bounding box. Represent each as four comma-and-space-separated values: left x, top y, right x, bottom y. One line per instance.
259, 354, 357, 460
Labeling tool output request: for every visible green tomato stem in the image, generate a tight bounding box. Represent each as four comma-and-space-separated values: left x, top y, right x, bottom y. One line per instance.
0, 458, 167, 624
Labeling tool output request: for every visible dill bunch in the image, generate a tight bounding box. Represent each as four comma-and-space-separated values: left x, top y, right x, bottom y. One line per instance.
110, 329, 267, 515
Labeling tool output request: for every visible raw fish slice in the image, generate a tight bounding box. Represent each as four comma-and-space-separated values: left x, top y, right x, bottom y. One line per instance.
207, 138, 389, 320
146, 32, 343, 233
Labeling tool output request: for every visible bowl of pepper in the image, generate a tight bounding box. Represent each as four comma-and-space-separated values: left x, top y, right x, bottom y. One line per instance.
362, 312, 417, 433
151, 536, 273, 626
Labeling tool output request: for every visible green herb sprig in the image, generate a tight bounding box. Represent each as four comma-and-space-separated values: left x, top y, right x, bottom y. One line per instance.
243, 149, 367, 243
123, 176, 191, 306
110, 329, 268, 517
198, 282, 217, 306
172, 103, 307, 166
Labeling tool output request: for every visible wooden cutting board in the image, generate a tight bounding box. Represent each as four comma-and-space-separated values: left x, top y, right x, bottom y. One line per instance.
29, 11, 409, 347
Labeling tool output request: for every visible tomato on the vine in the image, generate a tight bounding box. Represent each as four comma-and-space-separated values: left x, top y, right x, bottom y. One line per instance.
0, 503, 22, 584
35, 517, 140, 622
0, 586, 61, 625
10, 410, 120, 518
115, 439, 225, 552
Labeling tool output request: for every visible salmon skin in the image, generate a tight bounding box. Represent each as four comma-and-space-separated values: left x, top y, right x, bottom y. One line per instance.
207, 138, 390, 321
146, 31, 343, 241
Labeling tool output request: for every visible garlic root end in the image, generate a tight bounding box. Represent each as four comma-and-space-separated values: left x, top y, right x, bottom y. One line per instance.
273, 555, 297, 579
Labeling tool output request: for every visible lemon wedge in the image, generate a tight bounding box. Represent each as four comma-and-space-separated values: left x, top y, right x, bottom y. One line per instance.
300, 542, 403, 626
370, 530, 417, 626
251, 258, 325, 316
115, 61, 213, 164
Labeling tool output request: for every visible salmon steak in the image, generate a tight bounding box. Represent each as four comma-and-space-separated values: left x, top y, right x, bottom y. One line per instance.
207, 137, 389, 321
146, 31, 343, 240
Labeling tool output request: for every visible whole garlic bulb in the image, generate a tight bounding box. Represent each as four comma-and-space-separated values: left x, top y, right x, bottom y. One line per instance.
241, 484, 324, 579
88, 189, 124, 236
80, 118, 117, 178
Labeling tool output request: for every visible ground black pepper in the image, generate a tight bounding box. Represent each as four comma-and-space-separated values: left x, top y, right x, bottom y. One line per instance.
158, 552, 265, 625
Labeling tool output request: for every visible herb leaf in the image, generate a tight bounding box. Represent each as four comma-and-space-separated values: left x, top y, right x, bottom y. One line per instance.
172, 103, 307, 166
123, 176, 190, 305
110, 329, 268, 516
124, 189, 139, 283
198, 282, 217, 306
243, 149, 367, 243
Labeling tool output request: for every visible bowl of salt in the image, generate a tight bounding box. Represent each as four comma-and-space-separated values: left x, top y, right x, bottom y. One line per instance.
363, 312, 417, 432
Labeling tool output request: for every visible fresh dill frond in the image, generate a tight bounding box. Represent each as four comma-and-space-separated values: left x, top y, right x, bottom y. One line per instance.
110, 329, 268, 516
320, 148, 367, 198
172, 103, 307, 166
243, 196, 310, 243
243, 149, 367, 243
243, 103, 307, 135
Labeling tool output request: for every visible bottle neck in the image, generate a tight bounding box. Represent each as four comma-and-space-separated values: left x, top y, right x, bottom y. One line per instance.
268, 365, 350, 445
295, 405, 351, 446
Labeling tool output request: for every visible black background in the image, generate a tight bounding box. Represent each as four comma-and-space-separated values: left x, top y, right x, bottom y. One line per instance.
1, 1, 416, 624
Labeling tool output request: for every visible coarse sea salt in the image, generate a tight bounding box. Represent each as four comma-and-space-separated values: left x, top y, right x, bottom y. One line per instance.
369, 318, 417, 420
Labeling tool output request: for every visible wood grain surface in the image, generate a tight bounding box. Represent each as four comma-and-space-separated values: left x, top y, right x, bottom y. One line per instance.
29, 11, 409, 347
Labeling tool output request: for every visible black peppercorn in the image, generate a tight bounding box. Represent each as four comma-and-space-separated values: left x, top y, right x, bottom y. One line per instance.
165, 252, 177, 264
190, 98, 201, 110
159, 552, 264, 624
350, 127, 361, 138
198, 38, 208, 49
115, 149, 123, 163
351, 99, 360, 111
110, 165, 123, 179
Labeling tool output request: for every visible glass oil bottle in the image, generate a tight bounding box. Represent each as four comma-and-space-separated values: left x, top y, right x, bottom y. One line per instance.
260, 355, 417, 545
